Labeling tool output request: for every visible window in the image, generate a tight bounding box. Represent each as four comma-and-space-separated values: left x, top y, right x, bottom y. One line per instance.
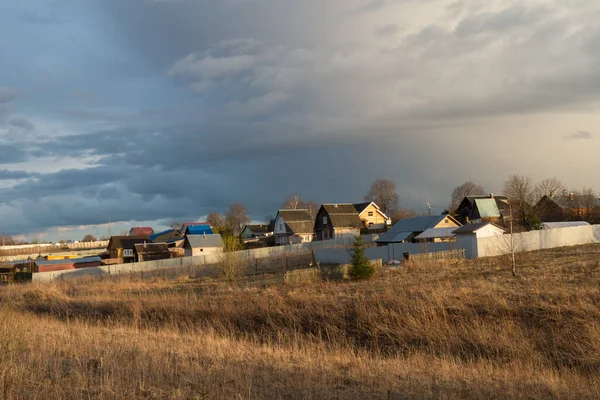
123, 249, 133, 257
279, 223, 284, 231
369, 222, 374, 227
323, 216, 328, 224
368, 212, 374, 217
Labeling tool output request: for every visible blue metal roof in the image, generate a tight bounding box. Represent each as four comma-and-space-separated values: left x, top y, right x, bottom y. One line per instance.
185, 225, 213, 235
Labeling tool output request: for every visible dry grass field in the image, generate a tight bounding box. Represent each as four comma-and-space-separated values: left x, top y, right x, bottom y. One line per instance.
1, 244, 600, 399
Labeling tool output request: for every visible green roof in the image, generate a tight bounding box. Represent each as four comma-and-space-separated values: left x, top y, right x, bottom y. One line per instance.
474, 199, 500, 218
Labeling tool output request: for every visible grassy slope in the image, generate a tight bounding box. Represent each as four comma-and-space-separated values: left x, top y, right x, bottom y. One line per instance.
1, 244, 600, 399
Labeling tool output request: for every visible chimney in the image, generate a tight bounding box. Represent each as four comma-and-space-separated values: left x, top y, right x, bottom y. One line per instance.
334, 204, 338, 208
549, 190, 555, 198
489, 193, 494, 199
569, 192, 575, 201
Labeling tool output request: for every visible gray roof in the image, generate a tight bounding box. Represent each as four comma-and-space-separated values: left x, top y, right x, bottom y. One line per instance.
453, 222, 505, 234
414, 227, 458, 240
184, 234, 224, 249
321, 204, 363, 228
541, 221, 590, 230
376, 215, 461, 243
277, 209, 314, 234
134, 243, 170, 254
243, 225, 271, 234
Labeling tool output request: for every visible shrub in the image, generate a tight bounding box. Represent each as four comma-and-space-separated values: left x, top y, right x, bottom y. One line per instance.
348, 236, 374, 280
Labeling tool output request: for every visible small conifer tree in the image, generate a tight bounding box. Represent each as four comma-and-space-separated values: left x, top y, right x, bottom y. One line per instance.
348, 235, 375, 280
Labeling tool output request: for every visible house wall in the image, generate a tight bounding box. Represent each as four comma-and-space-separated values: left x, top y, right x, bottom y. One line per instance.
314, 208, 333, 240
273, 215, 287, 236
333, 228, 360, 239
434, 217, 461, 229
359, 204, 389, 230
185, 247, 224, 257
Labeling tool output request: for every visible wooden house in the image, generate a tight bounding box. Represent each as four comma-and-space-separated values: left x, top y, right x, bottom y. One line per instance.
454, 195, 510, 225
107, 236, 150, 263
353, 202, 391, 231
273, 209, 314, 245
534, 193, 600, 222
314, 204, 363, 241
134, 243, 171, 262
183, 234, 224, 257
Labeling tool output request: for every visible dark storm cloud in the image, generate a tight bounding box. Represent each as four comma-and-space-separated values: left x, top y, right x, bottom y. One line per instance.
3, 0, 600, 238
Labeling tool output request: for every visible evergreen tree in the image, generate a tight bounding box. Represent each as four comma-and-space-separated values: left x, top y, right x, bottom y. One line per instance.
348, 236, 375, 280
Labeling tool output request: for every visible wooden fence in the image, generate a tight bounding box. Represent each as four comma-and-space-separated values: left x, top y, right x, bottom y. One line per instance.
405, 249, 465, 263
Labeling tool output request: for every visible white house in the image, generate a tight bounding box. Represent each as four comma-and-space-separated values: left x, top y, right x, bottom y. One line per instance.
183, 234, 224, 257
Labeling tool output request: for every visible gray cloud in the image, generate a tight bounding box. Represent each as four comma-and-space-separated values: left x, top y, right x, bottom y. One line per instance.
0, 87, 21, 104
565, 130, 593, 140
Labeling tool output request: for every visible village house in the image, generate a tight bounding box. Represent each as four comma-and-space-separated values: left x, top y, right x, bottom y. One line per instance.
314, 204, 363, 241
129, 227, 154, 236
534, 192, 600, 222
241, 224, 273, 240
107, 236, 150, 263
183, 234, 224, 257
273, 209, 314, 245
376, 215, 462, 245
149, 229, 184, 247
134, 242, 171, 262
353, 202, 391, 231
454, 194, 510, 225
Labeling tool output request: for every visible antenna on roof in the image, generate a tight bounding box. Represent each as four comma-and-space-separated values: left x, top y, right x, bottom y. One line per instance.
427, 203, 431, 216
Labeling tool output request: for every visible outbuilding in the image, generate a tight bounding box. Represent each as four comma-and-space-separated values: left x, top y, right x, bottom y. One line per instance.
183, 234, 224, 257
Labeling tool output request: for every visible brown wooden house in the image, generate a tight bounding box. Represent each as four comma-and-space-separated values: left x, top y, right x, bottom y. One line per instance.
314, 204, 363, 241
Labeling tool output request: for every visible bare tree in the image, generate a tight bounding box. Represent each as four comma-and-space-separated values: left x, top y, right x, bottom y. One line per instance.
206, 212, 225, 233
533, 177, 566, 202
304, 200, 319, 219
450, 181, 485, 210
390, 208, 416, 224
282, 193, 302, 209
365, 178, 399, 215
225, 203, 250, 236
0, 234, 15, 246
502, 174, 535, 227
170, 221, 182, 230
82, 234, 97, 242
574, 188, 597, 221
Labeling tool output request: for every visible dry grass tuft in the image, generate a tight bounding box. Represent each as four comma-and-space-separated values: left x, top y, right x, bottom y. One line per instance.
1, 244, 600, 398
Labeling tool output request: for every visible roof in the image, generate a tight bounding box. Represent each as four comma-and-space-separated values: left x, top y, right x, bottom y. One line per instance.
134, 243, 170, 254
129, 227, 154, 236
184, 224, 214, 235
541, 221, 591, 230
414, 227, 458, 240
544, 195, 600, 209
243, 225, 271, 234
35, 256, 102, 266
453, 222, 505, 234
277, 209, 314, 234
150, 229, 184, 243
376, 214, 461, 243
180, 222, 212, 233
474, 198, 501, 218
107, 236, 150, 250
184, 234, 224, 249
321, 204, 363, 228
353, 202, 372, 214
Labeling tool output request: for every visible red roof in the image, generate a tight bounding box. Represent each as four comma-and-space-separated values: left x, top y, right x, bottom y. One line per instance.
129, 227, 155, 236
180, 222, 212, 233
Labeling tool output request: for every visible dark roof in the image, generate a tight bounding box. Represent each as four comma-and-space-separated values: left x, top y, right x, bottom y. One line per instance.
353, 202, 372, 214
544, 195, 600, 209
184, 224, 214, 235
35, 256, 102, 266
150, 229, 184, 243
134, 243, 170, 254
107, 236, 150, 250
180, 222, 212, 233
243, 225, 271, 234
129, 227, 154, 236
277, 209, 314, 234
321, 204, 363, 228
453, 222, 505, 234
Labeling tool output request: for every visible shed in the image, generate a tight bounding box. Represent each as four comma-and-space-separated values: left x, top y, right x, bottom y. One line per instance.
453, 222, 506, 238
541, 221, 590, 230
34, 256, 102, 273
183, 234, 224, 257
134, 243, 171, 262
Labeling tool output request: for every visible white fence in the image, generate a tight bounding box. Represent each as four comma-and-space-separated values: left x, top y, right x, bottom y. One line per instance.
315, 242, 458, 264
32, 236, 375, 283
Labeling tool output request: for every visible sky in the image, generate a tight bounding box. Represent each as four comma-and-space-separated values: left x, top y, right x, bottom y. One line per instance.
1, 0, 600, 241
